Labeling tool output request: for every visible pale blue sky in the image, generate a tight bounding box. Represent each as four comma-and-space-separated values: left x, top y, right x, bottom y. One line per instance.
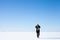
0, 0, 60, 32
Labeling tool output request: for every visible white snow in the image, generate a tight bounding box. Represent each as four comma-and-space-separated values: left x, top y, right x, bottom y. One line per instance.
0, 32, 60, 40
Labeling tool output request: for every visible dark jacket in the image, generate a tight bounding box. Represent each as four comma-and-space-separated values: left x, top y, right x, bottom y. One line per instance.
35, 24, 41, 33
35, 25, 40, 29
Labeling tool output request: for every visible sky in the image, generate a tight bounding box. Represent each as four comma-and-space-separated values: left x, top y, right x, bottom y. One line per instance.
0, 0, 60, 32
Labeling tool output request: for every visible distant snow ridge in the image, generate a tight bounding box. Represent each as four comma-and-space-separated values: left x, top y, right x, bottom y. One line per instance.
0, 32, 60, 40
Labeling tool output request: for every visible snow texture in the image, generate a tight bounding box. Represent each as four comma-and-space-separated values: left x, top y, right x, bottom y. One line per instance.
0, 32, 60, 40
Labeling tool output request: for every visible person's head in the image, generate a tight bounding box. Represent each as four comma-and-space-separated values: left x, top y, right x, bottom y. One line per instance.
37, 24, 39, 25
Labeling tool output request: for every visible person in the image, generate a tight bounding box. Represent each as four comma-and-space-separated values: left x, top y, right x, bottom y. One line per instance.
35, 24, 41, 38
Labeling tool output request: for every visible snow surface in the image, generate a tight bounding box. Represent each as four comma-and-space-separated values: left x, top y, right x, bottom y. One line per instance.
0, 32, 60, 40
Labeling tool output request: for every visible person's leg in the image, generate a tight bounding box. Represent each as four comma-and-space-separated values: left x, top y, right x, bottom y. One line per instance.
37, 30, 40, 38
37, 33, 39, 38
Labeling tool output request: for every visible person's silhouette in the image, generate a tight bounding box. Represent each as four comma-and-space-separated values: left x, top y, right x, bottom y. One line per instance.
35, 24, 41, 38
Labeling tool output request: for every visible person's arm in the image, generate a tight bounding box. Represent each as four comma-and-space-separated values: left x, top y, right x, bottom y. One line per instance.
38, 25, 40, 28
35, 26, 36, 28
40, 26, 41, 28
